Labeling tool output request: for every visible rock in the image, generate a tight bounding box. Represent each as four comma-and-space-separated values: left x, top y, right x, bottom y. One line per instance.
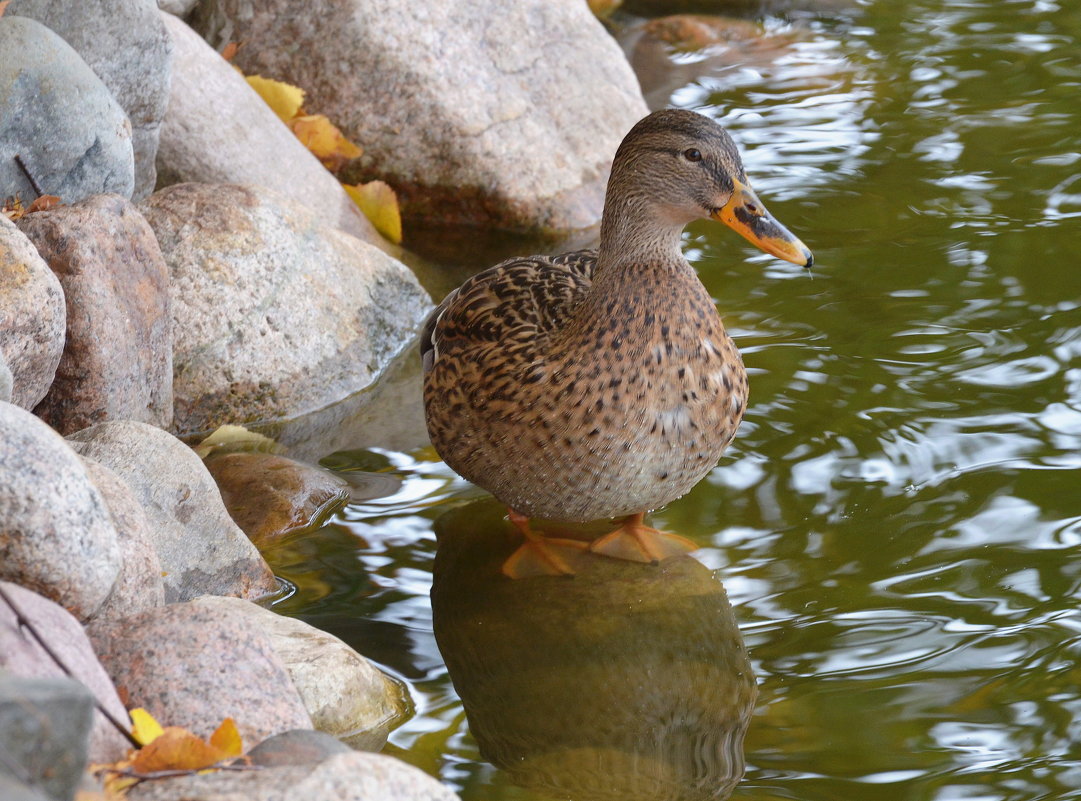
156, 12, 383, 246
17, 194, 173, 434
0, 216, 65, 410
0, 675, 94, 801
204, 452, 349, 547
0, 403, 121, 621
7, 0, 173, 199
87, 601, 312, 746
189, 596, 408, 749
0, 582, 131, 762
80, 458, 166, 619
139, 182, 431, 435
193, 0, 648, 232
66, 420, 277, 603
0, 16, 134, 203
248, 729, 352, 767
158, 0, 198, 16
0, 775, 52, 801
0, 350, 12, 402
127, 752, 461, 801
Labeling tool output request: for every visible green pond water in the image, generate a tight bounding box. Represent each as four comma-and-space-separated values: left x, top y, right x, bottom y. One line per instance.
268, 1, 1081, 798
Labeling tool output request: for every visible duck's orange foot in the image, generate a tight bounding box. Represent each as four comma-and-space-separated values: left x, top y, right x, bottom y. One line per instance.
502, 509, 589, 579
587, 512, 698, 564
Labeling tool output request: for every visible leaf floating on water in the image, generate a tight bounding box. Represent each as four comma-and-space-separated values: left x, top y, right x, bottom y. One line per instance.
345, 180, 403, 244
290, 114, 362, 172
246, 74, 305, 123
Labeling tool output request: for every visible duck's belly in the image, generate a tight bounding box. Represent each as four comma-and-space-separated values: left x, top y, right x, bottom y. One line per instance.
426, 335, 747, 522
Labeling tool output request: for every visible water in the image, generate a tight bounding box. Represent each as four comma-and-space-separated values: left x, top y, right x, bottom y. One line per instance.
268, 1, 1081, 798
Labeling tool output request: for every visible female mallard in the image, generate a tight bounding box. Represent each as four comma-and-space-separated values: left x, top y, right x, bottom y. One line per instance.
422, 109, 811, 578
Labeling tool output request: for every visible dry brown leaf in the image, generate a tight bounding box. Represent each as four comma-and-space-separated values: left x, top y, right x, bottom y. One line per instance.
26, 194, 61, 214
221, 41, 240, 62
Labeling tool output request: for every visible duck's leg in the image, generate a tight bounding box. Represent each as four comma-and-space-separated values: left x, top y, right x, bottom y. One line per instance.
501, 509, 589, 579
587, 512, 698, 564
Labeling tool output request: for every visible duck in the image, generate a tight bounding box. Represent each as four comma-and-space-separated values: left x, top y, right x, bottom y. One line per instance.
421, 108, 812, 578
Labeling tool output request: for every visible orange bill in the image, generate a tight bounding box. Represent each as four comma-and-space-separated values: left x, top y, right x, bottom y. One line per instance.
712, 179, 813, 267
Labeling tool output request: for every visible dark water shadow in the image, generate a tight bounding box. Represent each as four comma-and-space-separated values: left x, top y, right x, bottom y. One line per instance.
431, 499, 757, 801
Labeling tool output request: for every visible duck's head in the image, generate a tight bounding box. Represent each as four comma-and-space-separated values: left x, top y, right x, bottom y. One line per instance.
604, 108, 813, 267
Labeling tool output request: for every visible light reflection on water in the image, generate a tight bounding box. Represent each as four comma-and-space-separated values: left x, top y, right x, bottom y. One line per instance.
267, 0, 1081, 799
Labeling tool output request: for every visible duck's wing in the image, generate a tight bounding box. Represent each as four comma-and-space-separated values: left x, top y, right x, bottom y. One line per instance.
421, 249, 597, 375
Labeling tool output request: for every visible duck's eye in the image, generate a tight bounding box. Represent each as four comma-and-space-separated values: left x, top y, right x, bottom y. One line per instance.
683, 148, 702, 162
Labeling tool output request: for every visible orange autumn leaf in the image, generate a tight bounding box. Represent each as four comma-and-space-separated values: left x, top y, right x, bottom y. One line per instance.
0, 2, 9, 18
290, 114, 362, 171
344, 180, 402, 244
221, 41, 240, 62
131, 726, 231, 773
209, 717, 243, 757
27, 194, 61, 214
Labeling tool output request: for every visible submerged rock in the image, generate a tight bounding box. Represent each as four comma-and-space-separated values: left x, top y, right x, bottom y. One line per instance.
67, 420, 277, 603
204, 452, 350, 547
0, 16, 134, 203
0, 216, 65, 411
194, 0, 648, 232
7, 0, 173, 199
18, 194, 173, 434
88, 600, 312, 746
0, 582, 131, 762
189, 596, 410, 750
0, 404, 121, 621
156, 12, 383, 245
140, 182, 431, 435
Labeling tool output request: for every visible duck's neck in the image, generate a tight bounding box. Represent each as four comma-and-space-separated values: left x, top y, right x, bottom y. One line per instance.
595, 193, 692, 285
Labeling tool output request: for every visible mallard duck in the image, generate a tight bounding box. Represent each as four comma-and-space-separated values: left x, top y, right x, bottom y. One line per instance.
422, 109, 811, 578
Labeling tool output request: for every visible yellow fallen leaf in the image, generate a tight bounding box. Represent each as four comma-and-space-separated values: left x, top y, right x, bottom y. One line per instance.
131, 726, 228, 773
129, 707, 164, 747
344, 180, 402, 244
209, 718, 243, 757
246, 75, 305, 123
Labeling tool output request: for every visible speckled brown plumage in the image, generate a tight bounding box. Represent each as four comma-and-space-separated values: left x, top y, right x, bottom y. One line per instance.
422, 109, 810, 535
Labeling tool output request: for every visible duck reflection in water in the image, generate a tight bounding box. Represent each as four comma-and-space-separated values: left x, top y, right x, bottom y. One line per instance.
431, 499, 757, 801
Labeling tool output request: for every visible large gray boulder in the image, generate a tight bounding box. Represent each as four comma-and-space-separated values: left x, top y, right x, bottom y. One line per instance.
0, 16, 134, 203
7, 0, 172, 199
139, 182, 431, 435
0, 404, 121, 621
194, 0, 648, 232
156, 12, 383, 245
0, 216, 64, 410
67, 420, 277, 603
18, 194, 173, 434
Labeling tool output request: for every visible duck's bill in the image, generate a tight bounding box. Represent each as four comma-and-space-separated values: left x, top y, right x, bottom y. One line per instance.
712, 180, 813, 267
